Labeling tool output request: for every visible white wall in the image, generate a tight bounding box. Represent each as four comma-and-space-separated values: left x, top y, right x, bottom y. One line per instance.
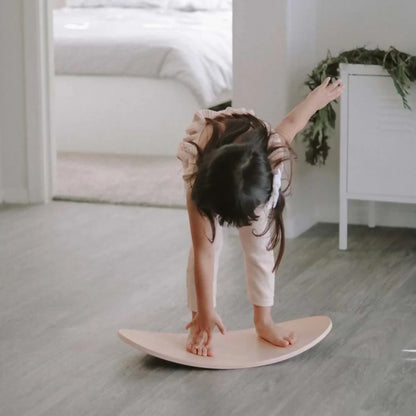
282, 0, 320, 237
234, 0, 319, 238
233, 1, 289, 124
234, 0, 416, 237
0, 0, 31, 202
313, 0, 416, 229
0, 0, 54, 204
0, 0, 29, 203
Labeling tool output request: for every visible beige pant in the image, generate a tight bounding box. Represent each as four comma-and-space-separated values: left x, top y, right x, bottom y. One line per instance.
186, 205, 276, 311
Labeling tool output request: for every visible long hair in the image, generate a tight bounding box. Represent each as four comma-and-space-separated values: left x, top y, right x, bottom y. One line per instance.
189, 112, 296, 272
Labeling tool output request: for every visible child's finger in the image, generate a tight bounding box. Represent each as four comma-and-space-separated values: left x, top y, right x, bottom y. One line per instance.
195, 332, 207, 353
216, 319, 226, 335
195, 329, 205, 344
329, 79, 343, 92
321, 76, 331, 87
206, 331, 212, 347
332, 84, 345, 99
185, 321, 193, 330
203, 335, 213, 357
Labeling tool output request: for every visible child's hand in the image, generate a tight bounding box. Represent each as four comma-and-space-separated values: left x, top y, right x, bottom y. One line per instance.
307, 76, 345, 111
185, 310, 226, 357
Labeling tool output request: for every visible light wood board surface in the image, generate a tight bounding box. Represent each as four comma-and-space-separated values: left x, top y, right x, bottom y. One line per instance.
118, 316, 332, 369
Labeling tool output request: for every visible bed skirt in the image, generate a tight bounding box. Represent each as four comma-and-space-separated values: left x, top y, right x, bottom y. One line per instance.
54, 75, 232, 156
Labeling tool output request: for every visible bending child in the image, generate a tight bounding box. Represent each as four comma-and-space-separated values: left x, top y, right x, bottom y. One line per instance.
177, 77, 344, 357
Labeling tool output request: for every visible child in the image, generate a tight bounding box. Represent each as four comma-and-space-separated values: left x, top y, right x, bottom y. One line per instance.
177, 77, 344, 357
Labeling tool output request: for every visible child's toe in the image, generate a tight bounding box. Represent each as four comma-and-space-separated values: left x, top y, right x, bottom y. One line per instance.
276, 337, 289, 347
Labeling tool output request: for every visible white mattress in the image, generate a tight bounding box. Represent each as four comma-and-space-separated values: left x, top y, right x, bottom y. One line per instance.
53, 7, 232, 106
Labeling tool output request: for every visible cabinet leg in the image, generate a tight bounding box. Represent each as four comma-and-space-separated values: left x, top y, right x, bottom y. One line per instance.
339, 197, 348, 250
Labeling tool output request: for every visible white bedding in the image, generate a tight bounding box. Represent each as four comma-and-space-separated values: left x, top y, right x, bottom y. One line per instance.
53, 7, 232, 106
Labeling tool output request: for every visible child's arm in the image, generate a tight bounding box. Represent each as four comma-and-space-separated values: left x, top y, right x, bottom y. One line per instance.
184, 189, 226, 355
185, 189, 216, 315
274, 77, 344, 144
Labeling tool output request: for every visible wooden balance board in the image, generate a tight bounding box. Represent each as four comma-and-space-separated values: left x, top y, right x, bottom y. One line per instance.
118, 315, 332, 369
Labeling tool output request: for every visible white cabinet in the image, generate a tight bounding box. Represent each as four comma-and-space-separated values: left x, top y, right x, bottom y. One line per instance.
339, 64, 416, 249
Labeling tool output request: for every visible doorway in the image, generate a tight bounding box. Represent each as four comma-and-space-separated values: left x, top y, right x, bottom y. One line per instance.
50, 0, 233, 206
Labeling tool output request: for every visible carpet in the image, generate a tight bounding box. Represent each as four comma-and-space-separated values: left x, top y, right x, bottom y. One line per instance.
53, 152, 186, 208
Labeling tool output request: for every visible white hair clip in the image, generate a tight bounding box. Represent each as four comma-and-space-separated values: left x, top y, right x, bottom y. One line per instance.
265, 169, 282, 210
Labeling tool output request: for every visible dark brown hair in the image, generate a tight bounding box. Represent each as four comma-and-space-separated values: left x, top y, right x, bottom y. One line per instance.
189, 112, 296, 272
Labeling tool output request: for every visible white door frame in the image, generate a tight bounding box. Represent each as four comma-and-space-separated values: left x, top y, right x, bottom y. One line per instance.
23, 0, 55, 203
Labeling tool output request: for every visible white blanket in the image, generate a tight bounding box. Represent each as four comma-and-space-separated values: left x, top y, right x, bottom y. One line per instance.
53, 7, 232, 106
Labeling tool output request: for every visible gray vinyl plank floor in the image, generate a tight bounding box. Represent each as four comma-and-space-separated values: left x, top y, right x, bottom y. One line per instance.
0, 201, 415, 416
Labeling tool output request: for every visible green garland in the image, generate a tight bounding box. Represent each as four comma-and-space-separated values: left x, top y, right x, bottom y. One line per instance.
303, 46, 416, 166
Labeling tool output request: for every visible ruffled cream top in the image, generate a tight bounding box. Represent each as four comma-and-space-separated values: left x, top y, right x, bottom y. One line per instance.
177, 107, 285, 188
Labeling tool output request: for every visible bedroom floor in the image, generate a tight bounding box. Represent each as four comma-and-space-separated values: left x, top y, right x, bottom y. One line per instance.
1, 202, 415, 416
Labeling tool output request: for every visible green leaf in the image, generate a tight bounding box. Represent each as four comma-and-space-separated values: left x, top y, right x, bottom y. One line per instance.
304, 46, 416, 166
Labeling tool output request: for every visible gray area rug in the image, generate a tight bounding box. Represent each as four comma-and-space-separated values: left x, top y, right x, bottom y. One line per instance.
54, 152, 186, 208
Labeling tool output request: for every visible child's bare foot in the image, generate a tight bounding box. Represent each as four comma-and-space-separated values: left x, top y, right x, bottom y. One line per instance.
255, 320, 296, 347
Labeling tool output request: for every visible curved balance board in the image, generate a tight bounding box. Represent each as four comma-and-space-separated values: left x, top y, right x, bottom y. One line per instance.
118, 315, 332, 370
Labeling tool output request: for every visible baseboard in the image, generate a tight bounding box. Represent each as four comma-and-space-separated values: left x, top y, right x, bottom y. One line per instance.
284, 211, 317, 239
2, 187, 29, 204
277, 199, 416, 240
318, 199, 416, 229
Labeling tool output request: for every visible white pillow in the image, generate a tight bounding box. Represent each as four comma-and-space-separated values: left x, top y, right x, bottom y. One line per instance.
168, 0, 231, 11
66, 0, 166, 8
220, 0, 232, 10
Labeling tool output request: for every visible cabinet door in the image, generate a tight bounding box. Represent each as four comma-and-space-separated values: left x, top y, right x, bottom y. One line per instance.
347, 75, 416, 198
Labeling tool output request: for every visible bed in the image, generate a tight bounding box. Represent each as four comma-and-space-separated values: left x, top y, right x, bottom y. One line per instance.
53, 1, 232, 156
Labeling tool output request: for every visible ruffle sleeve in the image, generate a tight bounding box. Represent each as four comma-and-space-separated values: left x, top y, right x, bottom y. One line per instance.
176, 140, 199, 187
176, 109, 212, 188
177, 107, 255, 188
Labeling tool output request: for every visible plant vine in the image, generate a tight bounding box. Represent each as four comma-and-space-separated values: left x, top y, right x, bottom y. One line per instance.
303, 46, 416, 166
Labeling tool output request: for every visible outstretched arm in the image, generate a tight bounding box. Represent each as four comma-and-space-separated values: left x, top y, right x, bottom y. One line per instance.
274, 77, 344, 144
